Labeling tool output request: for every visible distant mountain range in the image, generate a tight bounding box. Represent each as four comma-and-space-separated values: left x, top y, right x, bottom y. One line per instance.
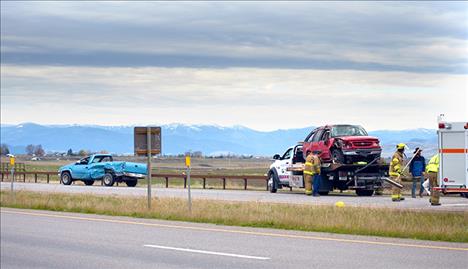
1, 123, 438, 157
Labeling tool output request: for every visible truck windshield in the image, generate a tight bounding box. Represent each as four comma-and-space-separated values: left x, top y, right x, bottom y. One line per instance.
331, 125, 368, 137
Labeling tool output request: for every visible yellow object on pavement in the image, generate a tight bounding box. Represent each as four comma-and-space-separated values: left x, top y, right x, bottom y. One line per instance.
335, 201, 345, 208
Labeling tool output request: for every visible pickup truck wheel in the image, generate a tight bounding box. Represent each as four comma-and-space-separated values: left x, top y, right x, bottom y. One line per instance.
61, 172, 72, 185
102, 173, 115, 187
268, 173, 278, 193
125, 180, 137, 187
356, 189, 374, 196
84, 180, 94, 186
331, 149, 345, 164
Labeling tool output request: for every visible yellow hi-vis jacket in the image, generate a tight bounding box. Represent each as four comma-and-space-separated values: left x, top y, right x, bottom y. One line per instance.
425, 154, 439, 173
312, 155, 321, 175
304, 154, 314, 176
389, 151, 404, 177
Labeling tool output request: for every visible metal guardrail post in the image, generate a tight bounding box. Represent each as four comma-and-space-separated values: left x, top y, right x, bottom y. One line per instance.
203, 178, 206, 189
35, 174, 38, 183
244, 178, 247, 190
47, 174, 50, 183
223, 178, 226, 189
184, 177, 187, 188
165, 177, 169, 188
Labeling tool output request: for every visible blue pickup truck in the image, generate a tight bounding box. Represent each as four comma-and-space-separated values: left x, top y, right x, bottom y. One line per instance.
58, 154, 147, 187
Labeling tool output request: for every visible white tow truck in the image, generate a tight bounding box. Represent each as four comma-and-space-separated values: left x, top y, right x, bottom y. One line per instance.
267, 144, 388, 196
434, 118, 468, 197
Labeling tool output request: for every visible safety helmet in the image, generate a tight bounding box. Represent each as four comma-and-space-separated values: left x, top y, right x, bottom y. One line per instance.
396, 143, 406, 150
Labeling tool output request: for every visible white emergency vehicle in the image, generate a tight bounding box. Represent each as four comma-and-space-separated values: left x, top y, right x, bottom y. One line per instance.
435, 118, 468, 197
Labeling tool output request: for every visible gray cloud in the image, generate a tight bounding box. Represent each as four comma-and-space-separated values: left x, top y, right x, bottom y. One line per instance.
1, 2, 467, 73
2, 65, 466, 130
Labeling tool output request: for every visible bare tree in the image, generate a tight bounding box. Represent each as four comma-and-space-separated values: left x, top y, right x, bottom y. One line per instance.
34, 145, 45, 157
25, 144, 35, 155
0, 144, 9, 155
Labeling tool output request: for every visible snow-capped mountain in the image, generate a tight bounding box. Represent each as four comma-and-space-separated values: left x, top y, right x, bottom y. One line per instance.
1, 123, 437, 156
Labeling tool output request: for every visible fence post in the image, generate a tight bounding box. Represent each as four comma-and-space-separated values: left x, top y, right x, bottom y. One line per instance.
47, 174, 50, 184
35, 173, 38, 183
23, 174, 26, 182
266, 179, 269, 190
223, 178, 226, 189
165, 177, 169, 188
1, 173, 3, 182
184, 177, 187, 188
244, 178, 247, 190
203, 178, 206, 189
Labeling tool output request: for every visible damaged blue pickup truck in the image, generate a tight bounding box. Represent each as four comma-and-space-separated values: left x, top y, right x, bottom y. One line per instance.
58, 154, 147, 187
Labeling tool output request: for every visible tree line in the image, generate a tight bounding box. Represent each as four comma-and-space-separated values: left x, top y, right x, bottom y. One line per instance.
0, 144, 107, 157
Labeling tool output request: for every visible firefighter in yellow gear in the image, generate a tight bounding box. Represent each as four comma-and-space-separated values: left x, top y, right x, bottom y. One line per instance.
425, 154, 441, 206
304, 151, 314, 195
311, 150, 322, 196
389, 143, 406, 201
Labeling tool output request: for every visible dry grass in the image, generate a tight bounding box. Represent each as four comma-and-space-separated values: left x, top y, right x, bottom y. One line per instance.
1, 190, 467, 242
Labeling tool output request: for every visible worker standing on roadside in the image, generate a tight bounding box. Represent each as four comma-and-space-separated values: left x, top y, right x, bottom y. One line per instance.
389, 143, 406, 202
425, 154, 441, 206
409, 147, 426, 198
311, 150, 322, 197
303, 151, 314, 195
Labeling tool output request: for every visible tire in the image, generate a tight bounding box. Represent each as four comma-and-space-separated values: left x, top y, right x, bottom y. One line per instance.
331, 148, 345, 164
125, 180, 137, 187
318, 191, 329, 195
84, 180, 94, 186
461, 193, 468, 199
61, 172, 72, 185
356, 189, 374, 196
268, 172, 278, 193
102, 173, 115, 187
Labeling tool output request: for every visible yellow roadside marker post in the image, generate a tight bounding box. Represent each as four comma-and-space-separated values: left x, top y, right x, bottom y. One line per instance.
9, 155, 15, 201
185, 154, 192, 212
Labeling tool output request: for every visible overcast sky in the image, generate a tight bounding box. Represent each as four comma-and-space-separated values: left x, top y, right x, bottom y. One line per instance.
1, 1, 467, 131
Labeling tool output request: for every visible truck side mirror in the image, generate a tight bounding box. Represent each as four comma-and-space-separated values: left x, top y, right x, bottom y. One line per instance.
273, 154, 280, 160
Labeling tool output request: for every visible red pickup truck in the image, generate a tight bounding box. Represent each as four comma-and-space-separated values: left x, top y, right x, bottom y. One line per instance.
302, 124, 381, 164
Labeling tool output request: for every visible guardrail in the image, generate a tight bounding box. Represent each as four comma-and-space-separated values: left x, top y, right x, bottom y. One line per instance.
0, 171, 269, 190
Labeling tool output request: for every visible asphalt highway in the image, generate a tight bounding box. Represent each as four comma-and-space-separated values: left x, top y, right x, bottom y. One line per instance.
2, 182, 468, 212
1, 208, 467, 269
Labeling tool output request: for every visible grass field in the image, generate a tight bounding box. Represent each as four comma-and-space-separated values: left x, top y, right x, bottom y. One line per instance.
1, 190, 467, 242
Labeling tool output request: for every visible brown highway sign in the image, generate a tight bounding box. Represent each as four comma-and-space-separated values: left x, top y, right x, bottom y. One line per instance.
134, 127, 162, 156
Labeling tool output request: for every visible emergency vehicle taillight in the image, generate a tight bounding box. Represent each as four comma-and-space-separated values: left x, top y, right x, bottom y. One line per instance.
443, 178, 449, 182
464, 123, 468, 129
438, 123, 451, 129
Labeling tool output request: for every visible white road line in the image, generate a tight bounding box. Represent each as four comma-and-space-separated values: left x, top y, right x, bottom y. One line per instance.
143, 244, 270, 260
